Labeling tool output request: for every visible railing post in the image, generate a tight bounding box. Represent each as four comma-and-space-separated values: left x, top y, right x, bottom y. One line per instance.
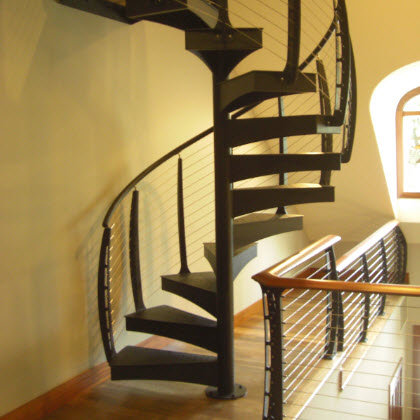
262, 288, 285, 420
396, 226, 408, 284
360, 254, 371, 343
325, 246, 341, 358
379, 239, 388, 315
98, 227, 117, 362
129, 190, 145, 311
284, 0, 301, 82
177, 157, 190, 274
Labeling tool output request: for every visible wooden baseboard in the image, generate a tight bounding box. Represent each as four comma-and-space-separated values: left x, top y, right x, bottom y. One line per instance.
0, 362, 110, 420
1, 300, 263, 420
234, 299, 263, 327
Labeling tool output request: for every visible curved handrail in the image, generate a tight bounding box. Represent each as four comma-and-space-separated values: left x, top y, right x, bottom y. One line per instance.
335, 220, 399, 272
255, 234, 341, 279
253, 220, 404, 291
253, 275, 420, 297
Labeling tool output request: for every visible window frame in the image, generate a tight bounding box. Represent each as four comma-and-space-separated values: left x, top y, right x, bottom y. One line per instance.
396, 87, 420, 198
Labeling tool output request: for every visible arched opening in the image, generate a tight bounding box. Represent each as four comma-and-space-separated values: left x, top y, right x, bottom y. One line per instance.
370, 61, 420, 222
396, 87, 420, 198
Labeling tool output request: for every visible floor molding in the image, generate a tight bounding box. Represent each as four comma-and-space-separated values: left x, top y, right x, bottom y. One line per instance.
2, 299, 263, 420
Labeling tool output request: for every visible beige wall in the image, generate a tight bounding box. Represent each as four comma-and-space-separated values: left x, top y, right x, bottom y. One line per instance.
2, 0, 420, 416
298, 0, 420, 242
0, 0, 215, 414
0, 1, 307, 415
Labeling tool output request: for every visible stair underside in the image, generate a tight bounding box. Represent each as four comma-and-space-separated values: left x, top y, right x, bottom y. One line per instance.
126, 305, 217, 352
220, 71, 317, 112
110, 346, 218, 385
204, 242, 257, 280
126, 0, 218, 30
233, 184, 335, 217
233, 213, 303, 249
56, 0, 130, 23
230, 152, 341, 182
227, 115, 342, 148
161, 272, 217, 317
56, 0, 218, 30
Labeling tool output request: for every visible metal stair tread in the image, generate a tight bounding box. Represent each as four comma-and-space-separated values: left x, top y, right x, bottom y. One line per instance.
230, 152, 342, 182
227, 114, 342, 148
235, 183, 331, 191
162, 271, 216, 293
126, 305, 217, 352
110, 346, 217, 367
233, 184, 335, 217
125, 305, 216, 328
161, 272, 217, 317
185, 27, 263, 52
219, 70, 317, 112
110, 346, 218, 385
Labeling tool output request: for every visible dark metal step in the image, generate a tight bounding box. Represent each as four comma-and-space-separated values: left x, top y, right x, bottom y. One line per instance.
126, 0, 219, 30
161, 272, 217, 317
227, 115, 342, 148
204, 242, 257, 280
185, 28, 262, 75
233, 184, 335, 217
230, 152, 341, 182
126, 305, 217, 352
220, 71, 317, 113
234, 213, 303, 249
110, 345, 218, 385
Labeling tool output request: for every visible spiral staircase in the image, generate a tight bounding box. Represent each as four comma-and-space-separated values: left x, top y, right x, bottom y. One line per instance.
57, 0, 357, 400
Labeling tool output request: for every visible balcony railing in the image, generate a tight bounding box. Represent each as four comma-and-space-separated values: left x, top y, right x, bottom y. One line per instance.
253, 220, 420, 419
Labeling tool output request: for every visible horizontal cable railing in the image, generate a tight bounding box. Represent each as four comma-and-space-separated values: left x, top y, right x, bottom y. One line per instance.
253, 220, 418, 419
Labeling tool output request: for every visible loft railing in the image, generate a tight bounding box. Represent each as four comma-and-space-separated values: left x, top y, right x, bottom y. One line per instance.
252, 220, 418, 420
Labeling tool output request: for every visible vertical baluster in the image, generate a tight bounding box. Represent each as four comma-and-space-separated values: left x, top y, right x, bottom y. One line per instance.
178, 156, 190, 274
129, 189, 145, 311
360, 254, 371, 343
262, 288, 285, 420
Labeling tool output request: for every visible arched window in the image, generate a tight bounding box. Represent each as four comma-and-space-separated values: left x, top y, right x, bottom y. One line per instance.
396, 87, 420, 198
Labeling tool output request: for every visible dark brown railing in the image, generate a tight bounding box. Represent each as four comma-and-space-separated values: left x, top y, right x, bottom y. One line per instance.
253, 220, 416, 420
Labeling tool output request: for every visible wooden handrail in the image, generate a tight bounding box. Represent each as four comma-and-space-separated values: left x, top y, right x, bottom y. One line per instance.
252, 274, 420, 297
258, 234, 341, 278
335, 220, 399, 272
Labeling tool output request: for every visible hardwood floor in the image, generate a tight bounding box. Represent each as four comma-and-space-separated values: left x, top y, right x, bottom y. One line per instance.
43, 312, 266, 420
